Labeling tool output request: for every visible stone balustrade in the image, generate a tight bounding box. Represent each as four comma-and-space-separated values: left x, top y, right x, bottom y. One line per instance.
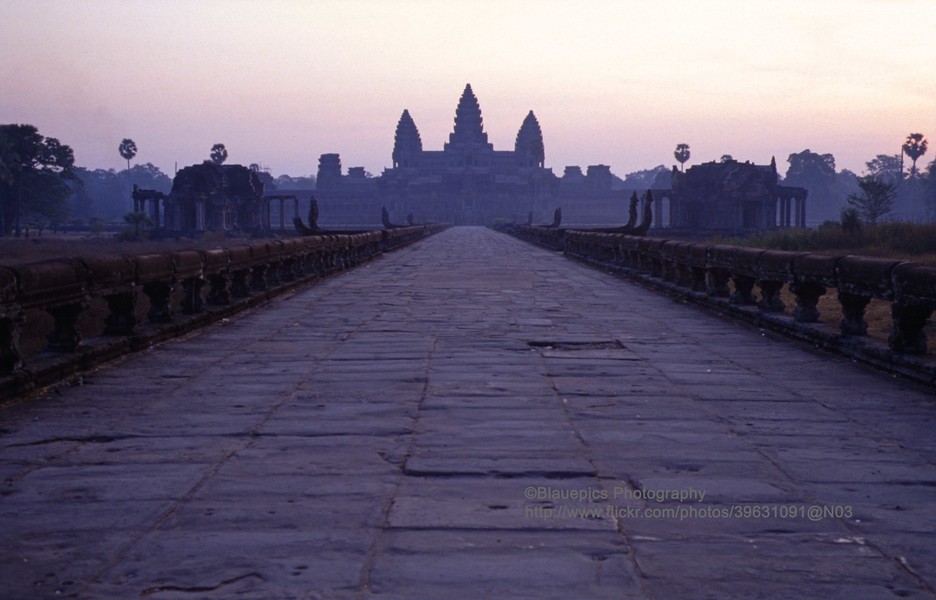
500, 225, 936, 361
508, 225, 566, 252
0, 225, 445, 398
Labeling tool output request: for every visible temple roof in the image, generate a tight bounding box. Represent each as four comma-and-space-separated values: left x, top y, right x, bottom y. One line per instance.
392, 109, 422, 166
515, 110, 545, 166
447, 84, 490, 147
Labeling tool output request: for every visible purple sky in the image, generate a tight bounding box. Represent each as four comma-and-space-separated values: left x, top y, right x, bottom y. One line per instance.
3, 0, 934, 179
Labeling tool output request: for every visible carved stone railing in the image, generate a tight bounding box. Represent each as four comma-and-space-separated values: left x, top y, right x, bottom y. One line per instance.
507, 225, 566, 252
498, 225, 936, 380
0, 225, 445, 399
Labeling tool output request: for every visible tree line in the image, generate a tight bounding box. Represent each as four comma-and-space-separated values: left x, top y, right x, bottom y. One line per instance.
620, 137, 934, 226
0, 125, 316, 237
2, 122, 932, 237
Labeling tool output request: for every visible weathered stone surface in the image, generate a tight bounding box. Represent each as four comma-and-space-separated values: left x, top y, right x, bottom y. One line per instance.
2, 227, 936, 598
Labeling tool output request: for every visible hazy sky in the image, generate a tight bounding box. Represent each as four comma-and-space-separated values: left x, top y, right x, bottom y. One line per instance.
2, 0, 934, 179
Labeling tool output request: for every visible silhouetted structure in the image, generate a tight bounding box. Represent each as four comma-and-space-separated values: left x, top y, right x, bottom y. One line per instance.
378, 84, 559, 225
293, 195, 320, 235
310, 86, 804, 232
131, 185, 166, 228
160, 161, 271, 233
313, 84, 635, 227
654, 158, 807, 233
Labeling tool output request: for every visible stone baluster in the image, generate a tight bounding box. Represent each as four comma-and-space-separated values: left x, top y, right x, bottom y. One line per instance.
889, 263, 936, 354
836, 257, 902, 337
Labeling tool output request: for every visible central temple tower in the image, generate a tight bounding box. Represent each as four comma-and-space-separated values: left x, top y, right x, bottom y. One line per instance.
443, 84, 494, 156
378, 83, 558, 225
314, 84, 561, 226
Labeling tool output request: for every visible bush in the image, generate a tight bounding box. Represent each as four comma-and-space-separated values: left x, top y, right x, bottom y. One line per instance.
840, 208, 862, 235
115, 227, 148, 242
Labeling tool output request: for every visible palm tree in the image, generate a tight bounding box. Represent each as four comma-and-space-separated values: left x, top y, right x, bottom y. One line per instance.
674, 143, 691, 171
210, 143, 228, 165
119, 138, 137, 209
902, 133, 928, 177
118, 138, 137, 172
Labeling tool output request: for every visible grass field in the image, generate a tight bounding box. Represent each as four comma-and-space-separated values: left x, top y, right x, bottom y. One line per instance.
717, 222, 936, 266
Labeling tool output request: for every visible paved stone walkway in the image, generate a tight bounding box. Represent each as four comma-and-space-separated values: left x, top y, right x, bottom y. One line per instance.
2, 227, 936, 599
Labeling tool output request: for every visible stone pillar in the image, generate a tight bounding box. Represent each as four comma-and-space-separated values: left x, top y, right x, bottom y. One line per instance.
757, 280, 785, 312
279, 198, 286, 231
839, 292, 871, 336
143, 282, 173, 323
0, 307, 25, 373
102, 292, 138, 335
889, 304, 933, 355
706, 268, 731, 298
195, 201, 205, 232
790, 281, 826, 323
730, 275, 756, 305
46, 300, 90, 352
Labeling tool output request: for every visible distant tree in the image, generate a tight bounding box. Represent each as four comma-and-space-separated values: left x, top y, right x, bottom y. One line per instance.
902, 133, 928, 177
720, 154, 734, 162
674, 143, 690, 171
0, 134, 15, 185
118, 138, 137, 210
0, 124, 77, 237
835, 169, 861, 199
785, 149, 837, 208
785, 150, 836, 185
21, 170, 73, 233
71, 168, 125, 218
847, 175, 897, 224
622, 165, 669, 189
273, 174, 317, 189
210, 143, 228, 165
925, 159, 936, 220
118, 138, 137, 173
128, 163, 172, 192
865, 154, 903, 185
69, 163, 171, 220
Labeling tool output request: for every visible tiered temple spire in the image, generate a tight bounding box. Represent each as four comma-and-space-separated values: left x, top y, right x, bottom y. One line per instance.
447, 84, 490, 147
392, 109, 422, 168
515, 111, 545, 168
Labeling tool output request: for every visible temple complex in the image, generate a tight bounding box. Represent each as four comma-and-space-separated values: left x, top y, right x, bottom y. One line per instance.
316, 84, 562, 226
143, 85, 806, 235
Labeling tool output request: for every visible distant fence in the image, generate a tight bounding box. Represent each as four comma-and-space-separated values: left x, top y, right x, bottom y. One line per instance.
0, 225, 446, 400
498, 224, 936, 382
